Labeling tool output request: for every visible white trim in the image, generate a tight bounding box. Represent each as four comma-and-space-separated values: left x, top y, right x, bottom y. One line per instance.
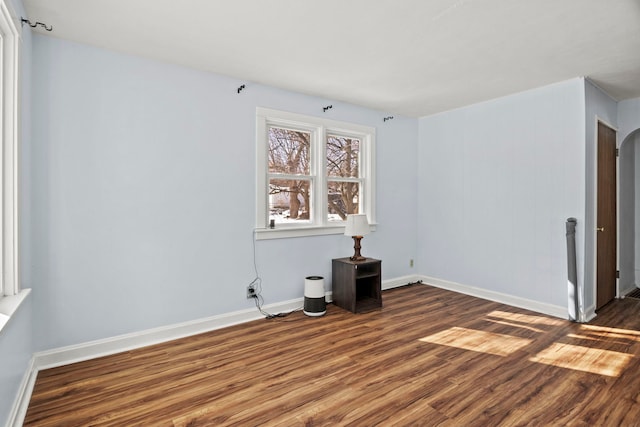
33, 298, 303, 370
17, 274, 567, 374
5, 357, 37, 427
31, 274, 411, 370
619, 282, 636, 298
583, 304, 597, 323
595, 117, 620, 300
615, 121, 620, 300
418, 275, 568, 319
596, 116, 618, 133
255, 223, 377, 240
0, 0, 20, 299
591, 118, 619, 315
0, 288, 30, 332
382, 275, 422, 290
31, 274, 561, 370
589, 117, 599, 318
255, 107, 376, 238
257, 224, 346, 240
585, 78, 619, 104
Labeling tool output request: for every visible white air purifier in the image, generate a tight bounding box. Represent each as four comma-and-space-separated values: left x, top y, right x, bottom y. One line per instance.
303, 276, 326, 316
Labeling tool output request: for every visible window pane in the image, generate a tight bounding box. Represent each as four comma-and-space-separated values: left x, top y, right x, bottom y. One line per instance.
327, 135, 359, 178
269, 127, 310, 175
327, 181, 359, 221
269, 178, 312, 224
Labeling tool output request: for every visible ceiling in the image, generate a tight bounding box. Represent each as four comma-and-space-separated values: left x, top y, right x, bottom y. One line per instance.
22, 0, 640, 117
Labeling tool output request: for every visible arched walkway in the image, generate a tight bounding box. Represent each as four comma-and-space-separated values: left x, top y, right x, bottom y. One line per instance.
618, 127, 640, 296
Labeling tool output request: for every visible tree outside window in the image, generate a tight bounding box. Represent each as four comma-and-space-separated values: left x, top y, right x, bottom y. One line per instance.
327, 135, 361, 221
268, 127, 311, 223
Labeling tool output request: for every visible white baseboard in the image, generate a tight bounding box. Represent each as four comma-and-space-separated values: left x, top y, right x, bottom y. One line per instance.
620, 282, 637, 298
33, 297, 306, 371
418, 275, 568, 319
6, 357, 37, 427
382, 274, 422, 290
34, 275, 420, 370
583, 305, 597, 323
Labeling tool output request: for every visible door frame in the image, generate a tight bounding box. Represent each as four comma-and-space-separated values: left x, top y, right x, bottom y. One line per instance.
588, 116, 619, 318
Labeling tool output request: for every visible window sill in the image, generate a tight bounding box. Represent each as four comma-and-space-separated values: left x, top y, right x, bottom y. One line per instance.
0, 289, 31, 333
255, 224, 377, 240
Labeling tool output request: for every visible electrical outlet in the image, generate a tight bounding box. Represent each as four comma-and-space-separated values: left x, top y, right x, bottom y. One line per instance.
410, 259, 414, 268
247, 285, 256, 299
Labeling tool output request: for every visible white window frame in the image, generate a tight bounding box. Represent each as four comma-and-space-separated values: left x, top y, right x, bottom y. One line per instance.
256, 107, 376, 240
0, 0, 25, 333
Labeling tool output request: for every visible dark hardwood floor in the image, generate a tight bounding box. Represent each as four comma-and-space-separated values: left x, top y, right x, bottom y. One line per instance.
24, 284, 640, 426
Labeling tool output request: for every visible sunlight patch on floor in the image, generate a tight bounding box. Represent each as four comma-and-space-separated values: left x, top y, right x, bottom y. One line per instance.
580, 324, 640, 339
480, 310, 566, 334
486, 310, 565, 326
484, 318, 544, 333
530, 343, 632, 377
419, 327, 532, 357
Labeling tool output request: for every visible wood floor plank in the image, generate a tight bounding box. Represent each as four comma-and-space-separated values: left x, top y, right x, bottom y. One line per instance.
24, 284, 640, 426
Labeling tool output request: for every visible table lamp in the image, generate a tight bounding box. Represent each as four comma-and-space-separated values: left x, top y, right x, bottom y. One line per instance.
344, 214, 370, 261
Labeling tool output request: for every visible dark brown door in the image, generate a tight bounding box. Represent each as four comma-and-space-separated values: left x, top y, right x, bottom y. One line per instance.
596, 121, 617, 310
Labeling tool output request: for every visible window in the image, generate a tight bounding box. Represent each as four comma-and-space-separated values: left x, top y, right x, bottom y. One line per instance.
0, 0, 23, 331
326, 134, 361, 221
256, 108, 375, 239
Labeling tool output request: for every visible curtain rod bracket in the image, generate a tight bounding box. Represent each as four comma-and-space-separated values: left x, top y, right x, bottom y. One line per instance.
21, 18, 53, 32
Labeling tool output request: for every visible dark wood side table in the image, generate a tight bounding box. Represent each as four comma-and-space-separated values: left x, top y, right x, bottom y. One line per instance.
332, 257, 382, 313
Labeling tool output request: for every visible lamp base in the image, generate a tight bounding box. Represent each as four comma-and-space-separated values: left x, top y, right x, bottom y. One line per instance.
350, 236, 366, 261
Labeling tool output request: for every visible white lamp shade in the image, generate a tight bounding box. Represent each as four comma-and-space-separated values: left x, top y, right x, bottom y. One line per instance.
344, 214, 370, 236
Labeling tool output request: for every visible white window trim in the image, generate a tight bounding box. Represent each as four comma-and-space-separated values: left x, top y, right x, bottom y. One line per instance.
256, 107, 376, 240
0, 0, 24, 333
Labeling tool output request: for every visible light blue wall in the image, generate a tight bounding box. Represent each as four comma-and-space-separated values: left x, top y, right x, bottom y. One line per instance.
30, 34, 419, 351
618, 98, 640, 143
0, 0, 34, 425
416, 79, 586, 311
